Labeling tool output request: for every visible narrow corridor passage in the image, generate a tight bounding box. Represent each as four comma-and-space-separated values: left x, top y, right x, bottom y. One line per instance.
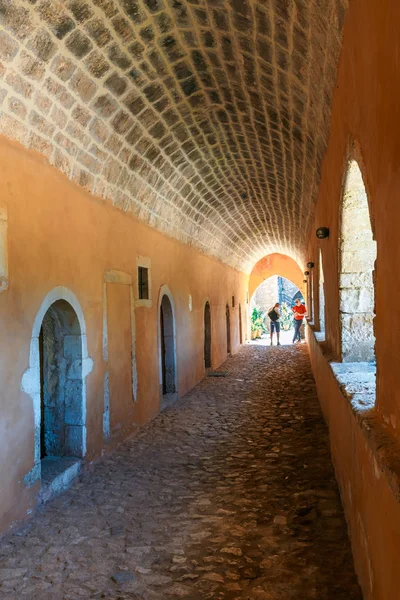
0, 346, 362, 600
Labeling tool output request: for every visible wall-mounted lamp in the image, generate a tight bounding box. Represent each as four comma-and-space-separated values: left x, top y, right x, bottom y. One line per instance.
303, 279, 307, 283
316, 227, 329, 239
307, 262, 314, 268
304, 271, 310, 276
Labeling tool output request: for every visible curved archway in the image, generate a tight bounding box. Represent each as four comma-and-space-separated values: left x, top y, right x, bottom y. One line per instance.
204, 301, 211, 370
339, 159, 376, 362
157, 285, 177, 408
250, 275, 304, 343
249, 253, 305, 301
21, 287, 93, 487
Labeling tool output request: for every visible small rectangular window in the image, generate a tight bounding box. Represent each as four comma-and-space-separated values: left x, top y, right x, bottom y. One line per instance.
138, 266, 149, 300
232, 295, 235, 308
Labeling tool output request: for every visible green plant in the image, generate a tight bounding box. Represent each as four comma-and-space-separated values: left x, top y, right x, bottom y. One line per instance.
251, 305, 267, 333
280, 302, 294, 331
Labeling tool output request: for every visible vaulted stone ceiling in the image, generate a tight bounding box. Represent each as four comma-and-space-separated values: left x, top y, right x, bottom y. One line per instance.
0, 0, 347, 272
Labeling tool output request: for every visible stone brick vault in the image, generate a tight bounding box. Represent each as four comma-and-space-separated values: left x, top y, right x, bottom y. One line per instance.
0, 0, 346, 271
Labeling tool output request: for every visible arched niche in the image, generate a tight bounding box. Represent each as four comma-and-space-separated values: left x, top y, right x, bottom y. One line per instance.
21, 287, 93, 487
339, 159, 376, 362
157, 285, 178, 407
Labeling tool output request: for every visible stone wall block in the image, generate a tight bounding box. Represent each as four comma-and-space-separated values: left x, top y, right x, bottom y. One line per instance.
84, 49, 110, 78
64, 335, 81, 360
0, 2, 33, 40
6, 71, 34, 99
53, 146, 72, 176
89, 116, 109, 143
71, 104, 91, 127
0, 30, 19, 61
35, 90, 52, 115
18, 51, 46, 81
50, 105, 67, 129
77, 149, 101, 174
28, 28, 57, 62
91, 93, 118, 118
72, 164, 95, 191
39, 2, 75, 40
30, 110, 55, 137
341, 250, 376, 274
105, 132, 123, 154
55, 131, 79, 157
65, 425, 85, 455
51, 54, 77, 82
8, 96, 27, 120
0, 112, 28, 144
85, 17, 112, 48
28, 132, 54, 159
105, 72, 127, 96
68, 0, 93, 24
69, 69, 97, 102
339, 272, 373, 289
64, 379, 83, 424
65, 29, 93, 58
45, 77, 75, 108
102, 156, 123, 184
66, 121, 91, 147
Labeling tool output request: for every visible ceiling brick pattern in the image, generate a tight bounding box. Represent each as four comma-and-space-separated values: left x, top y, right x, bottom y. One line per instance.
0, 0, 347, 271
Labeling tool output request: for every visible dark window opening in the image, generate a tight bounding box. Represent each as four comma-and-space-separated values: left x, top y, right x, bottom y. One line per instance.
138, 266, 149, 300
232, 295, 235, 307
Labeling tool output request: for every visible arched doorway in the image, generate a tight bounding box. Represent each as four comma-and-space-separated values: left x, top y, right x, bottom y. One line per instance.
21, 287, 93, 490
239, 304, 243, 344
226, 304, 231, 354
204, 301, 211, 369
160, 293, 177, 405
39, 300, 85, 461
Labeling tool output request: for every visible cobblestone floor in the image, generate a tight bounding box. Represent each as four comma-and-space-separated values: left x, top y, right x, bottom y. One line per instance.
0, 344, 362, 599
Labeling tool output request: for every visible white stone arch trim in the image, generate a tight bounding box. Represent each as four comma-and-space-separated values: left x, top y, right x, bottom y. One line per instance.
157, 284, 178, 393
21, 286, 93, 486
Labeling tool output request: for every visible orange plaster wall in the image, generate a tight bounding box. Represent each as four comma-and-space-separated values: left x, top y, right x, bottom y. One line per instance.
308, 332, 400, 600
0, 135, 247, 534
249, 253, 305, 301
306, 0, 400, 597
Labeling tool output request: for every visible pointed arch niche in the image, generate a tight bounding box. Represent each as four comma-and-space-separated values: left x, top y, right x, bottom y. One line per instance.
339, 159, 376, 362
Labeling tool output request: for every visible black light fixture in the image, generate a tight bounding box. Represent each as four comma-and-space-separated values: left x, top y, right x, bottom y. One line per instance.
316, 227, 329, 239
307, 261, 314, 268
303, 279, 307, 283
304, 271, 310, 276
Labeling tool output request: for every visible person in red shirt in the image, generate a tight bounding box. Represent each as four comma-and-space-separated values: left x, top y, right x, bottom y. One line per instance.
292, 298, 307, 344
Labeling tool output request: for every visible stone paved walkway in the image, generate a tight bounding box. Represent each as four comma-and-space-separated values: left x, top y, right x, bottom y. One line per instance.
0, 344, 362, 599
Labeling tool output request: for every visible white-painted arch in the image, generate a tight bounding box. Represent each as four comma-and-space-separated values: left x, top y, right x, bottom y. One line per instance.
21, 287, 93, 486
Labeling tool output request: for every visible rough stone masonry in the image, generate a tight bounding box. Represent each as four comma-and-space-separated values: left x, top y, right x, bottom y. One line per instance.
0, 0, 347, 271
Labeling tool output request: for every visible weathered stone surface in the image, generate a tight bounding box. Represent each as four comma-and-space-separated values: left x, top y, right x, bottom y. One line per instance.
0, 345, 361, 599
0, 0, 347, 272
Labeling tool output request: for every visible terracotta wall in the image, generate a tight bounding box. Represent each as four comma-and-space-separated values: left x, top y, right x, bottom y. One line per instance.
306, 0, 400, 597
0, 135, 247, 533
